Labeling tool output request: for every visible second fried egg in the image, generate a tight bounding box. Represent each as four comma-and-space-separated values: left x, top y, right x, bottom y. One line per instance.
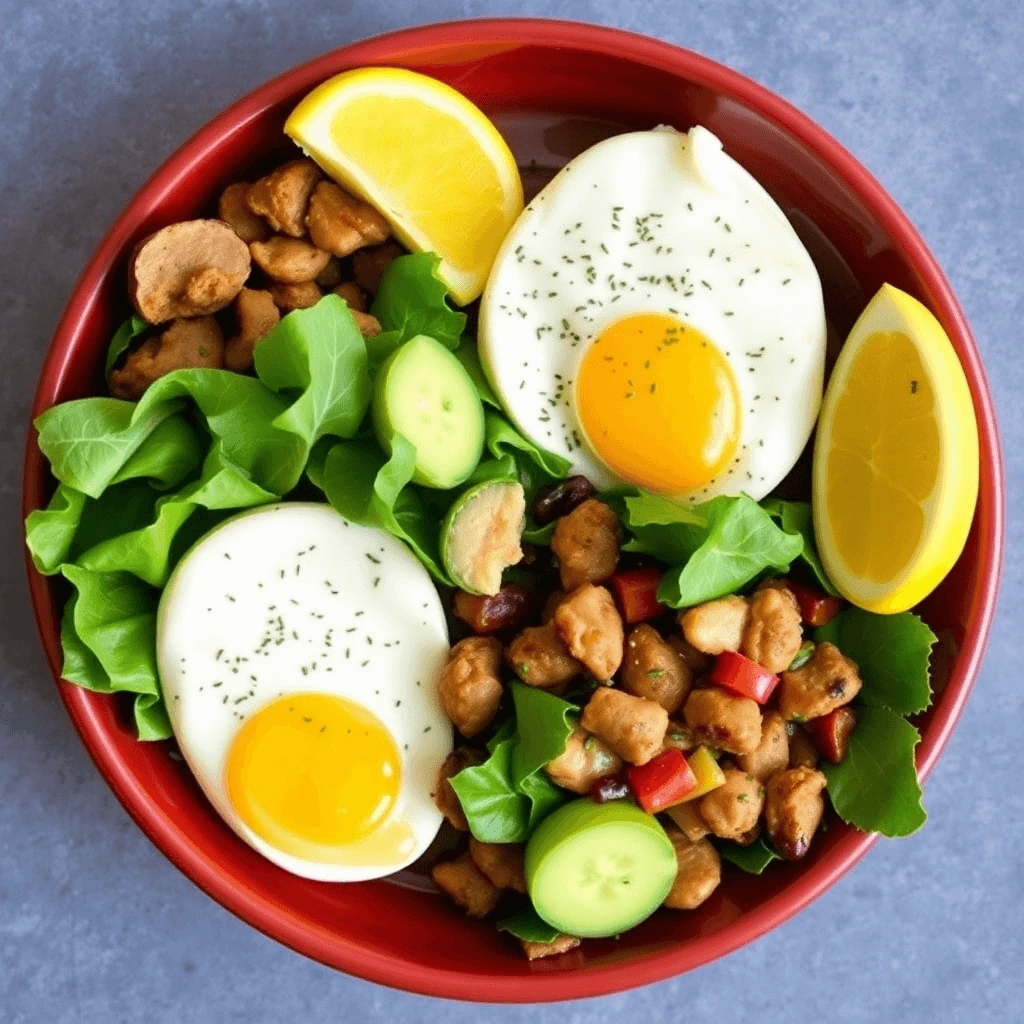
479, 125, 826, 502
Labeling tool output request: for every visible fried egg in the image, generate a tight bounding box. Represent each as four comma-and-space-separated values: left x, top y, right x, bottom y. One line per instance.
479, 125, 827, 502
156, 503, 452, 882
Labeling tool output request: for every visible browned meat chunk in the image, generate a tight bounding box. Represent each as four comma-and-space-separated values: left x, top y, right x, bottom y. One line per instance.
315, 257, 343, 290
352, 241, 404, 293
218, 182, 271, 243
553, 583, 624, 681
788, 725, 820, 768
678, 595, 750, 655
520, 934, 582, 960
432, 853, 500, 918
434, 747, 483, 831
551, 499, 621, 591
580, 686, 668, 766
683, 686, 762, 756
621, 624, 692, 714
779, 642, 862, 722
736, 710, 789, 780
699, 767, 764, 841
742, 584, 804, 673
667, 634, 713, 676
665, 800, 710, 842
352, 310, 382, 338
334, 280, 368, 312
109, 316, 223, 400
249, 237, 331, 284
245, 159, 322, 237
437, 636, 503, 738
663, 828, 721, 910
545, 727, 622, 793
468, 839, 526, 893
662, 721, 698, 753
128, 219, 251, 324
507, 623, 581, 689
765, 766, 828, 860
268, 280, 322, 310
224, 287, 280, 373
305, 181, 390, 257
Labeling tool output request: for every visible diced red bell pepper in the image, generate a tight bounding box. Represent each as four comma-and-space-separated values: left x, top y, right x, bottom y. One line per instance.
709, 651, 780, 704
608, 568, 666, 624
808, 706, 857, 764
787, 580, 843, 627
624, 748, 698, 813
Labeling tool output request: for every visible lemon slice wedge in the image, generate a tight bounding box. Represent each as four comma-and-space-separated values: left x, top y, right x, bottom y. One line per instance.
813, 284, 979, 613
285, 67, 523, 305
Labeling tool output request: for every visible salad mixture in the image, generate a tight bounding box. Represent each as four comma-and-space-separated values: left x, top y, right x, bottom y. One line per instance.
25, 67, 979, 960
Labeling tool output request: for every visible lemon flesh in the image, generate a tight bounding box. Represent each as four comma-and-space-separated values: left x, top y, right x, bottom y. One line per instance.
285, 67, 523, 305
813, 284, 979, 613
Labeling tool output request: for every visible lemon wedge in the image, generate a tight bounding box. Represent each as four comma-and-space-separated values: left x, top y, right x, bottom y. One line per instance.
813, 284, 979, 613
285, 67, 523, 305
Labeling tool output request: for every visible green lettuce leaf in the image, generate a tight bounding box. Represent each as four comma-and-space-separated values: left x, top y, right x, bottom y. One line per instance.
454, 340, 501, 409
655, 495, 803, 607
449, 733, 529, 843
509, 682, 577, 784
25, 485, 87, 574
717, 837, 779, 874
104, 314, 149, 379
497, 907, 562, 944
760, 498, 838, 594
483, 412, 571, 486
816, 608, 936, 716
254, 294, 372, 444
823, 705, 926, 837
370, 252, 467, 350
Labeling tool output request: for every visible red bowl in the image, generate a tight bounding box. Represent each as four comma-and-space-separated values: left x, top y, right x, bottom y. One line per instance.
21, 18, 1004, 1002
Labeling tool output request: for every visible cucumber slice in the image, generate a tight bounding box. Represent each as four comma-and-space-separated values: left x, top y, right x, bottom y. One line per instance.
441, 480, 526, 595
373, 334, 484, 489
525, 799, 677, 938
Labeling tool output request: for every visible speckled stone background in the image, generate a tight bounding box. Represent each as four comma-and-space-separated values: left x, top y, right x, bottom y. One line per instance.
1, 1, 1020, 1021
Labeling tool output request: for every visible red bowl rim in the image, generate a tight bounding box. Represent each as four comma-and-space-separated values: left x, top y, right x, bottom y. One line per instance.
21, 16, 1005, 1003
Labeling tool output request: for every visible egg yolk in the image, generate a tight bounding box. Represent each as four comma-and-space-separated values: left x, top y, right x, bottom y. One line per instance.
577, 314, 741, 492
226, 692, 412, 864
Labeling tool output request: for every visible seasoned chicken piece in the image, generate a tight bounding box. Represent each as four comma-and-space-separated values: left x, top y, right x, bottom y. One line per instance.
305, 181, 390, 257
742, 584, 803, 673
268, 280, 322, 310
249, 237, 332, 283
622, 624, 692, 714
437, 636, 503, 738
468, 839, 527, 893
545, 727, 622, 793
699, 767, 764, 841
245, 159, 322, 237
218, 182, 271, 243
352, 310, 382, 338
432, 853, 500, 918
334, 280, 368, 312
580, 686, 668, 766
128, 219, 251, 324
663, 828, 721, 910
520, 934, 582, 961
434, 747, 484, 831
662, 720, 698, 753
541, 588, 567, 623
315, 257, 343, 290
679, 595, 750, 655
551, 499, 621, 591
665, 800, 710, 842
553, 583, 624, 681
736, 710, 789, 781
667, 634, 713, 676
352, 241, 404, 293
779, 642, 862, 722
788, 725, 820, 768
765, 766, 828, 860
507, 623, 581, 689
224, 287, 280, 373
110, 316, 223, 399
683, 686, 762, 756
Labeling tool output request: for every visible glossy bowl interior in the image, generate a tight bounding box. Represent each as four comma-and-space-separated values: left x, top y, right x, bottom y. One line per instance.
23, 18, 1003, 1003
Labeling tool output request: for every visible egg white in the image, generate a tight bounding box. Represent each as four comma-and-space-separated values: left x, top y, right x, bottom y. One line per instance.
156, 502, 452, 882
479, 125, 827, 502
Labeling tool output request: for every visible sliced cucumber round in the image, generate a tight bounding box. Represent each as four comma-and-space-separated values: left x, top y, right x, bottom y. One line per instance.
441, 480, 526, 595
373, 334, 484, 490
525, 799, 677, 938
